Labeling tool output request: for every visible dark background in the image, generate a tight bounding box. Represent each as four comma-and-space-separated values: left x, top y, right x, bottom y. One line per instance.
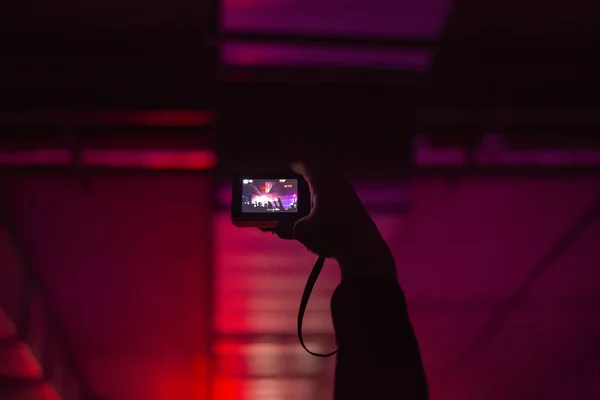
1, 0, 600, 399
3, 0, 599, 175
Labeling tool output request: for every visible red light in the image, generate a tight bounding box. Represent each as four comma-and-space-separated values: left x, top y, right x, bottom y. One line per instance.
83, 149, 218, 170
76, 110, 214, 126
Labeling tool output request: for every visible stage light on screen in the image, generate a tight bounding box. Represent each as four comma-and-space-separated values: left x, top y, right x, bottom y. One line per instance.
241, 178, 299, 213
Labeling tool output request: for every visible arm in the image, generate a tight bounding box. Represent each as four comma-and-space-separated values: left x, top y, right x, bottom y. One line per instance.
331, 274, 429, 399
332, 239, 428, 399
276, 162, 429, 399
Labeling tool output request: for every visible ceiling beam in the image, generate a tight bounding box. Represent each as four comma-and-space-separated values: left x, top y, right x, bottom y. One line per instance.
0, 110, 214, 127
220, 31, 438, 49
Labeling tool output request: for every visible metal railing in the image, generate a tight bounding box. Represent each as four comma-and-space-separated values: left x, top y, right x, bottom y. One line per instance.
0, 189, 95, 400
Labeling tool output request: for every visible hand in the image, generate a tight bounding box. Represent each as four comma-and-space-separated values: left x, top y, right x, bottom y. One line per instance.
276, 162, 397, 281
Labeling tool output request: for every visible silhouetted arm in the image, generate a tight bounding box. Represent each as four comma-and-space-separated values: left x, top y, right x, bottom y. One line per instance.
273, 162, 428, 398
331, 252, 429, 400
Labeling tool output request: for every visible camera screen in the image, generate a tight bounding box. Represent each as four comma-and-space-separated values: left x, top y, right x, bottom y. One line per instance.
241, 178, 299, 213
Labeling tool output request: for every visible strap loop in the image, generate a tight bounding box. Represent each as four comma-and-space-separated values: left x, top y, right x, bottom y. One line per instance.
297, 256, 338, 357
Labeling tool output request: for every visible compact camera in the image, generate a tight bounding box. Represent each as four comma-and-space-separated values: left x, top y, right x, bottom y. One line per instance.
231, 172, 311, 231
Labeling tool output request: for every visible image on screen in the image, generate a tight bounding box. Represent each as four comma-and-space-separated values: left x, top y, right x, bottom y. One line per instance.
241, 178, 299, 213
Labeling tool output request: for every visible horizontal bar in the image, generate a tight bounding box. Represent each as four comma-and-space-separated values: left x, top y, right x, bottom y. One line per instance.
220, 31, 437, 49
0, 149, 71, 166
222, 65, 426, 84
0, 149, 218, 170
0, 110, 214, 127
83, 149, 218, 170
414, 132, 600, 167
418, 108, 600, 124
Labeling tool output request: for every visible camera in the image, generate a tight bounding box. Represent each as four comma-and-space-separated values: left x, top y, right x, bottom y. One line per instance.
231, 172, 311, 231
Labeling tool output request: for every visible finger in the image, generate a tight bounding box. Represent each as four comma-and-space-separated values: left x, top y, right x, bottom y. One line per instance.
290, 161, 308, 179
274, 219, 295, 240
292, 214, 314, 245
293, 214, 335, 258
290, 161, 341, 197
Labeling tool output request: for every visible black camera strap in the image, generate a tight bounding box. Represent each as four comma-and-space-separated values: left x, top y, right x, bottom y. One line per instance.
297, 256, 338, 357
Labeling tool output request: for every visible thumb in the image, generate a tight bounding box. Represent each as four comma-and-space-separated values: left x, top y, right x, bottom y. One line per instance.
291, 161, 341, 198
293, 215, 334, 258
292, 215, 312, 245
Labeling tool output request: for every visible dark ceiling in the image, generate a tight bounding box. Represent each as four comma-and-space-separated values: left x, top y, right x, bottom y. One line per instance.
432, 0, 600, 106
1, 0, 599, 111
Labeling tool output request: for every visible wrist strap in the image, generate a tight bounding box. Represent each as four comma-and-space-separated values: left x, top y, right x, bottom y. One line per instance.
297, 256, 338, 357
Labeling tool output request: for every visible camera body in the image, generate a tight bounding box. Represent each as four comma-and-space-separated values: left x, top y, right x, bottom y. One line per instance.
231, 172, 311, 231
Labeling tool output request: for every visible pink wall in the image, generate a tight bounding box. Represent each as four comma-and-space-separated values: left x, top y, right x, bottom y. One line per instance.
3, 171, 600, 399
214, 173, 600, 400
1, 173, 214, 400
396, 173, 600, 400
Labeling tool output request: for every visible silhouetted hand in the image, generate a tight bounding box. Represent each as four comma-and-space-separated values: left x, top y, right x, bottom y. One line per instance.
276, 162, 397, 281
